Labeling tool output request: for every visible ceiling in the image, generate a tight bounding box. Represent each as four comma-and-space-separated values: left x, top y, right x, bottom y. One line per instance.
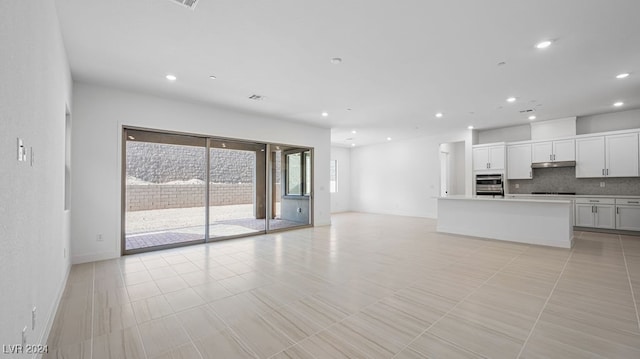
55, 0, 640, 147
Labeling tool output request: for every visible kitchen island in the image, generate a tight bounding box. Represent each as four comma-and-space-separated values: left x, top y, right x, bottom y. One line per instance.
437, 196, 573, 248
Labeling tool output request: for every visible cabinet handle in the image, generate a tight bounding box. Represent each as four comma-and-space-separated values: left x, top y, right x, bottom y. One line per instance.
592, 206, 595, 213
629, 201, 639, 204
550, 154, 552, 161
617, 207, 619, 214
529, 171, 531, 178
602, 169, 605, 176
595, 206, 598, 213
606, 169, 609, 176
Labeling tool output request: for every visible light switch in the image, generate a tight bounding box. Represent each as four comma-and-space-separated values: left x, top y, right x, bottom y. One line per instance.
17, 138, 26, 161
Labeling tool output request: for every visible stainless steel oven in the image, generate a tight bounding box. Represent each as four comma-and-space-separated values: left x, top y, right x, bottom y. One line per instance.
475, 174, 504, 196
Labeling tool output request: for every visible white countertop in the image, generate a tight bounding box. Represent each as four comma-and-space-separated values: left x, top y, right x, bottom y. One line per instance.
507, 194, 640, 199
439, 195, 572, 204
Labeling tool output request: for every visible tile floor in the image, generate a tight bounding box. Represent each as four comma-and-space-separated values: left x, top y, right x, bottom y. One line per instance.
45, 212, 640, 358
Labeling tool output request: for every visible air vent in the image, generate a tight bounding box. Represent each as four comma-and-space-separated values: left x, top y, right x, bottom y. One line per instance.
168, 0, 199, 10
519, 109, 534, 113
248, 94, 265, 101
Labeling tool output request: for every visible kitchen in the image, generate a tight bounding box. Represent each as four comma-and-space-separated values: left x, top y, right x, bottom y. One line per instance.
438, 114, 640, 248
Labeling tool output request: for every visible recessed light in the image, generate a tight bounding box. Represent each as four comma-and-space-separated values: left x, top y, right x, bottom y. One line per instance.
127, 135, 135, 140
387, 137, 392, 141
321, 112, 329, 117
507, 97, 516, 103
351, 130, 357, 134
468, 125, 474, 130
528, 115, 536, 120
613, 101, 624, 107
209, 75, 217, 80
616, 73, 630, 79
330, 58, 342, 64
536, 40, 552, 49
435, 112, 443, 118
351, 143, 356, 147
165, 74, 177, 81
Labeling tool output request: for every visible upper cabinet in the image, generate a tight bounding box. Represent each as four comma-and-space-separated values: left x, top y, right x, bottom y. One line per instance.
507, 144, 532, 179
473, 145, 505, 171
532, 139, 575, 162
576, 133, 639, 178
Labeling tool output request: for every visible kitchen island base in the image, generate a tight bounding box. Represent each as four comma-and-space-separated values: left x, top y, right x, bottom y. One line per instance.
437, 196, 574, 248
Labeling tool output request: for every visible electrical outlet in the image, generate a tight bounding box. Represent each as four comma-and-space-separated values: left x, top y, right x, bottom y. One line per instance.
17, 138, 26, 161
297, 208, 302, 213
600, 182, 605, 188
32, 307, 36, 330
96, 234, 103, 241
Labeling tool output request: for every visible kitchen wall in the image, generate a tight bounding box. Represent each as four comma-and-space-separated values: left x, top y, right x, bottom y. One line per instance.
478, 124, 530, 144
71, 82, 331, 264
577, 108, 640, 134
330, 146, 351, 213
0, 0, 72, 349
509, 167, 640, 195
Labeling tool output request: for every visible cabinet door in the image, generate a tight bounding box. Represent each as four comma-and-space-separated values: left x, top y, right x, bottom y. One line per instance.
594, 205, 616, 229
473, 147, 489, 171
576, 137, 605, 178
553, 139, 576, 161
616, 206, 640, 231
606, 133, 639, 177
507, 144, 532, 179
532, 141, 553, 162
575, 204, 595, 227
488, 146, 505, 170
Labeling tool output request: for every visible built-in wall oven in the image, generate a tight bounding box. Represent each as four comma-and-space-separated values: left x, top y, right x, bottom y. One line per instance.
475, 173, 504, 197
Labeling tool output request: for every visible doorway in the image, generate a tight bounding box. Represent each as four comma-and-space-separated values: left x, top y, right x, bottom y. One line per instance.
122, 128, 313, 254
439, 141, 466, 196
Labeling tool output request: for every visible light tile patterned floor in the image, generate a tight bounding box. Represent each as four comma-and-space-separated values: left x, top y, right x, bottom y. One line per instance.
45, 213, 640, 358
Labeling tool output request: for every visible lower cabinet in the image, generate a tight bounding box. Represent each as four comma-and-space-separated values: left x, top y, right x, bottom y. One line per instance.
616, 199, 640, 231
575, 198, 640, 231
575, 198, 615, 229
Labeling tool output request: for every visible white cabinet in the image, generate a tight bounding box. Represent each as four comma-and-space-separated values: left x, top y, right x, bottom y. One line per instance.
473, 145, 505, 171
507, 144, 532, 179
576, 133, 639, 178
532, 139, 575, 163
575, 198, 615, 229
616, 199, 640, 231
606, 133, 639, 177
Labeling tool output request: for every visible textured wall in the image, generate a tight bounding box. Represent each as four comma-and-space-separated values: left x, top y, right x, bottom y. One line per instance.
126, 142, 260, 183
126, 183, 256, 211
509, 167, 640, 195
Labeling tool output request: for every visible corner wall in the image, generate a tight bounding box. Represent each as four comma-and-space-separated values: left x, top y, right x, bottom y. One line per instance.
70, 82, 331, 263
350, 131, 473, 218
0, 0, 72, 349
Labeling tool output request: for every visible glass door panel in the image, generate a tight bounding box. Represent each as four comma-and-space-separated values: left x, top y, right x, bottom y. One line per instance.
124, 130, 206, 252
208, 140, 266, 239
269, 146, 312, 230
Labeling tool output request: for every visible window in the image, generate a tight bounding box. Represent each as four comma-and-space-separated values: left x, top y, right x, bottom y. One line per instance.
330, 160, 338, 193
285, 149, 312, 196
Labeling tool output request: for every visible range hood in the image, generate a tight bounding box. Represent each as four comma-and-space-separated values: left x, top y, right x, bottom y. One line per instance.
531, 161, 576, 168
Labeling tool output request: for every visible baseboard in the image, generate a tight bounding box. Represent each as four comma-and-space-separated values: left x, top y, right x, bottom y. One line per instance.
35, 263, 70, 359
72, 251, 119, 264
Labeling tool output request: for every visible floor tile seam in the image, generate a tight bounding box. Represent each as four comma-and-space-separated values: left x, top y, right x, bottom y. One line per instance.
90, 263, 95, 359
515, 243, 576, 358
118, 260, 150, 359
390, 246, 532, 359
619, 236, 640, 333
408, 331, 490, 359
207, 303, 272, 359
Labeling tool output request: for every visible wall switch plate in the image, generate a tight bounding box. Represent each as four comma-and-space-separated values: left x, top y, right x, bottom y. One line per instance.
96, 234, 103, 241
600, 182, 605, 187
17, 138, 26, 161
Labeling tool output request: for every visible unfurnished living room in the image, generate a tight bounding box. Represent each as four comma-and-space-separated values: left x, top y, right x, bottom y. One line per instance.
2, 0, 640, 358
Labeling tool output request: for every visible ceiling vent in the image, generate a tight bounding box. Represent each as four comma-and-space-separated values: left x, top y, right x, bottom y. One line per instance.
248, 94, 265, 101
519, 109, 534, 113
168, 0, 199, 10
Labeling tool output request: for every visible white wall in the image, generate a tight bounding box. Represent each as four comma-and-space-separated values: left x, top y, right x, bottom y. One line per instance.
451, 141, 466, 195
71, 82, 331, 263
577, 108, 640, 134
0, 0, 72, 349
330, 146, 351, 213
478, 124, 530, 144
351, 131, 473, 218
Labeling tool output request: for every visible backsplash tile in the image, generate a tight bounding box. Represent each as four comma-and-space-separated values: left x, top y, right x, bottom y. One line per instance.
509, 167, 640, 195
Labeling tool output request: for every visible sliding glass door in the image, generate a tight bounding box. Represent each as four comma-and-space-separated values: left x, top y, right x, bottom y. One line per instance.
123, 130, 207, 252
122, 128, 312, 254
